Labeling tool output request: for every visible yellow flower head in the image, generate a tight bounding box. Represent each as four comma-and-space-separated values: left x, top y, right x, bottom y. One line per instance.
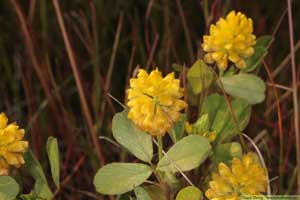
0, 113, 28, 175
185, 122, 216, 142
202, 11, 256, 70
127, 69, 186, 136
206, 153, 267, 200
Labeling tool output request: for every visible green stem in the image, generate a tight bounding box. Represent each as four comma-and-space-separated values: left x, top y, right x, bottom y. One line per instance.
285, 167, 298, 195
151, 163, 170, 200
219, 69, 224, 77
157, 136, 163, 161
203, 0, 209, 27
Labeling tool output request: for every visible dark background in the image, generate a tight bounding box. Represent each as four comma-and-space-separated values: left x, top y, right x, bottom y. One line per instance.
0, 0, 299, 199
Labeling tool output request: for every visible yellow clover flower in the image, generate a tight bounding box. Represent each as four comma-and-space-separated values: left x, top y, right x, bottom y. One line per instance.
202, 10, 256, 70
0, 113, 28, 175
185, 122, 216, 142
206, 153, 267, 200
127, 69, 186, 136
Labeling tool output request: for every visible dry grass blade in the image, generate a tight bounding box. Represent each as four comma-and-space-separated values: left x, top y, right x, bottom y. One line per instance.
213, 70, 247, 148
52, 0, 105, 166
99, 12, 124, 128
10, 0, 71, 141
266, 82, 293, 91
286, 0, 300, 193
145, 33, 160, 70
175, 0, 195, 63
272, 40, 300, 78
263, 60, 284, 192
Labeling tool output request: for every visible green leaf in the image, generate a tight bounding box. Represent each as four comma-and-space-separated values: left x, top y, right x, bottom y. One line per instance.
211, 142, 242, 164
143, 185, 166, 200
223, 65, 236, 77
163, 172, 180, 189
118, 194, 136, 200
93, 163, 152, 195
19, 194, 39, 200
256, 35, 273, 47
214, 99, 251, 144
134, 187, 152, 200
176, 186, 203, 200
46, 136, 60, 188
243, 35, 272, 72
24, 151, 53, 199
193, 114, 210, 134
169, 114, 186, 143
243, 46, 267, 72
199, 94, 224, 124
220, 73, 266, 105
112, 110, 153, 162
0, 176, 19, 200
187, 85, 199, 106
200, 94, 251, 144
187, 60, 214, 94
33, 179, 53, 200
24, 151, 47, 182
157, 135, 211, 173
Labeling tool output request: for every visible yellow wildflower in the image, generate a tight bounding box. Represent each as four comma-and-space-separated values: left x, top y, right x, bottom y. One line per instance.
127, 69, 186, 136
201, 131, 217, 142
185, 122, 193, 134
206, 153, 267, 200
185, 122, 216, 142
202, 11, 256, 70
0, 113, 28, 175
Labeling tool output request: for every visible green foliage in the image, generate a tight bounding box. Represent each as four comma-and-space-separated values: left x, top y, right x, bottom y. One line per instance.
0, 176, 19, 200
200, 94, 224, 124
201, 94, 251, 144
192, 114, 210, 134
157, 135, 211, 173
243, 35, 273, 72
220, 73, 266, 105
19, 194, 39, 200
256, 35, 273, 47
169, 114, 186, 143
143, 185, 166, 200
112, 110, 153, 162
134, 187, 152, 200
93, 163, 152, 195
187, 60, 214, 94
163, 172, 181, 189
33, 179, 54, 200
223, 65, 236, 77
24, 151, 53, 199
211, 142, 242, 164
176, 186, 203, 200
46, 136, 60, 188
243, 47, 267, 72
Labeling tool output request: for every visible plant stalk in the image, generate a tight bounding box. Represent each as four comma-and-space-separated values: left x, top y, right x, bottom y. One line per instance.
157, 136, 163, 161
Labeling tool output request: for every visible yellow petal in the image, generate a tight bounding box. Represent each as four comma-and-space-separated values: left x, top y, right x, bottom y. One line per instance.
235, 59, 246, 69
204, 53, 215, 64
0, 113, 8, 129
127, 68, 186, 136
202, 10, 256, 71
8, 141, 29, 153
218, 162, 232, 177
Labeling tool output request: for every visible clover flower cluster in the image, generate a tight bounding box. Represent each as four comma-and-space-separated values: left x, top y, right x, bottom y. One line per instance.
202, 11, 256, 70
127, 69, 186, 136
0, 113, 28, 175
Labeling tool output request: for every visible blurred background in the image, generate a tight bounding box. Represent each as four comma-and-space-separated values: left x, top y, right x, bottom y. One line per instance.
0, 0, 299, 199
